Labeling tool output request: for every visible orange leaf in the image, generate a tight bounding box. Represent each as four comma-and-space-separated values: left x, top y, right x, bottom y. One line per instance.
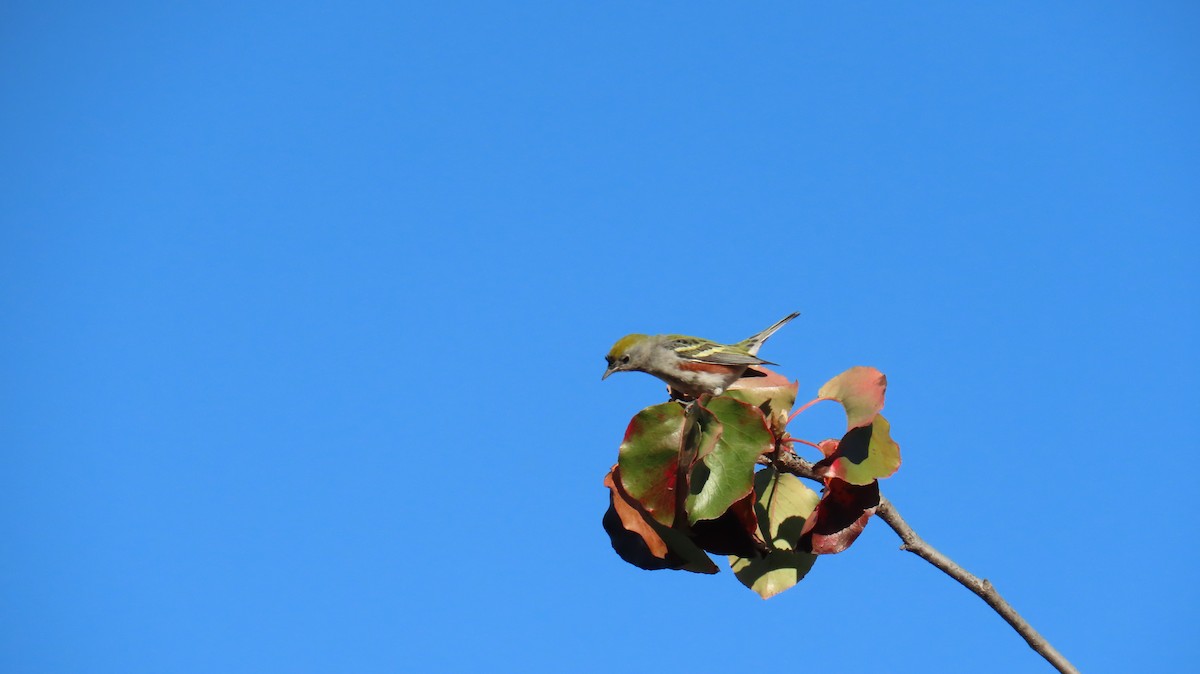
817, 366, 887, 428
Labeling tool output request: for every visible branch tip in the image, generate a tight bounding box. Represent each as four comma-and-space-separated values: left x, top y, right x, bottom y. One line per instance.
770, 459, 1079, 674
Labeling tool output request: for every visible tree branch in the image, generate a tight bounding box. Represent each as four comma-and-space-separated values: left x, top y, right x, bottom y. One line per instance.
767, 451, 1079, 674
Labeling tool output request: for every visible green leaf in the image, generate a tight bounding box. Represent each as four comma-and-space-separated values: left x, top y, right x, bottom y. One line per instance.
730, 550, 817, 599
815, 414, 901, 485
755, 469, 821, 549
818, 366, 887, 428
725, 367, 798, 433
682, 399, 722, 476
730, 469, 820, 599
618, 403, 686, 526
685, 396, 774, 524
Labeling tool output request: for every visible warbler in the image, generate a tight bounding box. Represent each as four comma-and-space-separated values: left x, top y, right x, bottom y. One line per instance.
602, 312, 800, 397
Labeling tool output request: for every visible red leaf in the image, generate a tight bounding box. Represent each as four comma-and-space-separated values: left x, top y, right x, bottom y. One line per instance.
689, 491, 764, 558
604, 468, 668, 558
799, 478, 880, 555
816, 438, 839, 458
602, 467, 719, 574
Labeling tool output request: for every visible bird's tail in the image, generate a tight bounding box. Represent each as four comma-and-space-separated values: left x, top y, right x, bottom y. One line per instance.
740, 312, 800, 355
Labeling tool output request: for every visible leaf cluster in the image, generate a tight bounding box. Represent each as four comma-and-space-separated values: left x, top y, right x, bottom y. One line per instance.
603, 367, 900, 598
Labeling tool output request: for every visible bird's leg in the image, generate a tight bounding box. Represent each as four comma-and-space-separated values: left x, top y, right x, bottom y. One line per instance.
668, 386, 699, 404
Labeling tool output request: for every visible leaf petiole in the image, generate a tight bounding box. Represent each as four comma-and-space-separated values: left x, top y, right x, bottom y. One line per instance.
786, 397, 827, 424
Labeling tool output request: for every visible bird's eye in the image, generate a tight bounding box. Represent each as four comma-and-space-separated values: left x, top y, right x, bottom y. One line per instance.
621, 355, 630, 364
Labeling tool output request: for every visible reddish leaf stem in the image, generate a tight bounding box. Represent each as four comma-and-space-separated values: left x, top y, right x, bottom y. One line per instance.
762, 452, 1080, 674
782, 436, 824, 453
785, 397, 826, 424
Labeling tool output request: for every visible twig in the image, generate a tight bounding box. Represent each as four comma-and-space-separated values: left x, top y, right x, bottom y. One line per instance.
766, 452, 1079, 674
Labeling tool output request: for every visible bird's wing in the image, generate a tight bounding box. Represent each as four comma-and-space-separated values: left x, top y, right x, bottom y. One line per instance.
694, 351, 773, 366
667, 338, 771, 366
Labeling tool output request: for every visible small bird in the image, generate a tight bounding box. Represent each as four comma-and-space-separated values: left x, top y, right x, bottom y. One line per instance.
602, 312, 800, 397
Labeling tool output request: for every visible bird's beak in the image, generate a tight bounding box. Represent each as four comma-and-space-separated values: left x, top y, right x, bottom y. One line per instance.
602, 366, 617, 380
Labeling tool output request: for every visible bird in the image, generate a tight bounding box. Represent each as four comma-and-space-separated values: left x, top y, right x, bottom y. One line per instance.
602, 312, 800, 398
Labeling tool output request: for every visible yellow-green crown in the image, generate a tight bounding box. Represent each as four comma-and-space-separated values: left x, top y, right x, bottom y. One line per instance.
607, 333, 648, 359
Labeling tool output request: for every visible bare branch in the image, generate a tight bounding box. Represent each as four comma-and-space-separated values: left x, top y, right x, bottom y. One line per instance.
765, 451, 1079, 674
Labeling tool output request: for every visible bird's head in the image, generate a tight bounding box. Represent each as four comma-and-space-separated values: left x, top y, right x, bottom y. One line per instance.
602, 333, 652, 380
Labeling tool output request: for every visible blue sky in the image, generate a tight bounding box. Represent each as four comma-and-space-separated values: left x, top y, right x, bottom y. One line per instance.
2, 2, 1197, 672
